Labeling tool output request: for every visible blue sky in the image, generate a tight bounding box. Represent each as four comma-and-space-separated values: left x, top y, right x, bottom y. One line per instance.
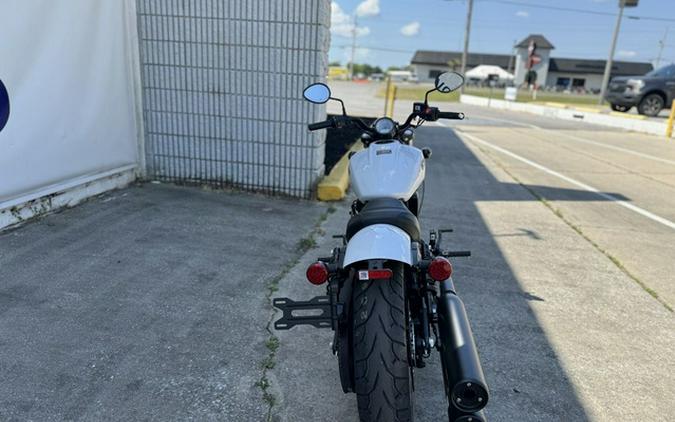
328, 0, 675, 69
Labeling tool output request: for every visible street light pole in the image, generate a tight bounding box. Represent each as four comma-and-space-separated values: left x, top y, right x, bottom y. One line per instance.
599, 0, 633, 105
460, 0, 474, 94
656, 27, 669, 68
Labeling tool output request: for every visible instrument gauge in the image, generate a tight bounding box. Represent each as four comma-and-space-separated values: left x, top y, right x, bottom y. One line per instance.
373, 117, 396, 137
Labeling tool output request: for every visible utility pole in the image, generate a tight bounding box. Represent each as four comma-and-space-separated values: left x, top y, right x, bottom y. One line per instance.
507, 39, 517, 75
349, 14, 358, 80
656, 27, 669, 68
599, 0, 639, 105
460, 0, 474, 94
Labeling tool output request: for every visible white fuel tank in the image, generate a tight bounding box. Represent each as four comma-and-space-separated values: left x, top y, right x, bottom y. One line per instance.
349, 141, 425, 201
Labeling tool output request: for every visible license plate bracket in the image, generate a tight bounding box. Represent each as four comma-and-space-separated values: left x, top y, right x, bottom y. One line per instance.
273, 296, 333, 330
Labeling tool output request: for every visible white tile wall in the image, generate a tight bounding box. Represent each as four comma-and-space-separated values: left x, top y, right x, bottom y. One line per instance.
136, 0, 331, 197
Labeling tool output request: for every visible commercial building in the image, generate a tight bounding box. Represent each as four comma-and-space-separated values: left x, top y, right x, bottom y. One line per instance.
411, 34, 653, 92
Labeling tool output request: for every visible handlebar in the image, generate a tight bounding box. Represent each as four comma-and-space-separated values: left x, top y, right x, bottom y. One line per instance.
438, 111, 465, 120
307, 107, 464, 135
308, 119, 334, 131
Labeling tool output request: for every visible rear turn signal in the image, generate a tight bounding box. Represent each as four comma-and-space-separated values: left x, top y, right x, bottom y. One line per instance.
428, 257, 452, 281
306, 261, 329, 285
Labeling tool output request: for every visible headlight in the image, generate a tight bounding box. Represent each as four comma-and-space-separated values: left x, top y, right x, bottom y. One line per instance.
373, 117, 396, 137
627, 79, 645, 92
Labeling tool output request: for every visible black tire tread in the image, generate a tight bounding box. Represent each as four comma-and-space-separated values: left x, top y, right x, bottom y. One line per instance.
353, 262, 412, 422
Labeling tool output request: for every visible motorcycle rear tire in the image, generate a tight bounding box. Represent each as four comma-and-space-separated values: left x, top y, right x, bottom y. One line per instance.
353, 262, 413, 422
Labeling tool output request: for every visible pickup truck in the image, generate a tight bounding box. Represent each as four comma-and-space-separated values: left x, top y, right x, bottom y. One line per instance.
605, 64, 675, 117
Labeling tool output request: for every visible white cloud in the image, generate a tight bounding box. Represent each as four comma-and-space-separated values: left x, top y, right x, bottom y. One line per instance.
331, 2, 350, 25
331, 2, 370, 38
356, 0, 380, 17
618, 50, 637, 58
356, 27, 371, 37
400, 21, 420, 37
515, 10, 529, 17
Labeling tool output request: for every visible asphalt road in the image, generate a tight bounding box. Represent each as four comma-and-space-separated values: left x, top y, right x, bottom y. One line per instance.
0, 184, 328, 421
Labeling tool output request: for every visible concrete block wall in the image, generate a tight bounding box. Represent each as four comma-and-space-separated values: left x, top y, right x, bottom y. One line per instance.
136, 0, 331, 198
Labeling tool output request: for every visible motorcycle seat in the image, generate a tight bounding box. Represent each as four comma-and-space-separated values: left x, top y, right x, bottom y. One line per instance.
346, 198, 421, 241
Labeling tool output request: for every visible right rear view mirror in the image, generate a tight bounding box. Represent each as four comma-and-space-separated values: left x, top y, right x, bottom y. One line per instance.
435, 72, 465, 93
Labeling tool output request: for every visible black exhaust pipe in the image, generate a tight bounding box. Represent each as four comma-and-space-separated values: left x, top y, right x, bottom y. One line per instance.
437, 278, 489, 413
449, 406, 487, 422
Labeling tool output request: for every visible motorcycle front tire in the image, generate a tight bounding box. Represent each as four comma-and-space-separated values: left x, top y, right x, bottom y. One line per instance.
352, 262, 413, 422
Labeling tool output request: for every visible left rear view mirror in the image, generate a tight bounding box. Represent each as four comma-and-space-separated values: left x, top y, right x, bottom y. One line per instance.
303, 83, 331, 104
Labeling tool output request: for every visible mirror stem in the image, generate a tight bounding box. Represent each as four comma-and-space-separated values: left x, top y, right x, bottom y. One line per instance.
423, 88, 437, 106
331, 97, 347, 116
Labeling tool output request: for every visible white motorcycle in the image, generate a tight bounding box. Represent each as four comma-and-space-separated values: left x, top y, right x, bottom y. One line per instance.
274, 72, 489, 422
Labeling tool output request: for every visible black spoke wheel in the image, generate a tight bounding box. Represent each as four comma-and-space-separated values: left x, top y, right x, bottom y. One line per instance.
638, 94, 664, 117
352, 262, 413, 422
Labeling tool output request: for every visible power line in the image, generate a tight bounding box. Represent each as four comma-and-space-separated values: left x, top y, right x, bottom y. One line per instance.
486, 0, 675, 23
487, 0, 616, 17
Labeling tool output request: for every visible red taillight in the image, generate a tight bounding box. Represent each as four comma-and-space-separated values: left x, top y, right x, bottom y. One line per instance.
428, 257, 452, 281
306, 261, 329, 285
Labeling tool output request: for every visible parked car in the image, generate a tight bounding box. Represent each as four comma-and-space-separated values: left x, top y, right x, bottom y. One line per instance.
605, 64, 675, 116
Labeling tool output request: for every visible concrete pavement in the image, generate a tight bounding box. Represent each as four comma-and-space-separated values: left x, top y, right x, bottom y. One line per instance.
276, 81, 674, 421
452, 112, 675, 309
272, 125, 674, 421
329, 80, 675, 308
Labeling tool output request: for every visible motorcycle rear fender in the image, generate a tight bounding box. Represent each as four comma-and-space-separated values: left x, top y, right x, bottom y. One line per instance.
343, 224, 413, 267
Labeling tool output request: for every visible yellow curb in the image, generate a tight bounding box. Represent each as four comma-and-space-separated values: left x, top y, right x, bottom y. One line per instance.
317, 142, 364, 201
543, 102, 569, 109
609, 112, 647, 120
573, 106, 602, 114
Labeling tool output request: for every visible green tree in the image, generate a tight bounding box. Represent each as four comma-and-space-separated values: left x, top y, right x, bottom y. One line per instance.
347, 63, 382, 77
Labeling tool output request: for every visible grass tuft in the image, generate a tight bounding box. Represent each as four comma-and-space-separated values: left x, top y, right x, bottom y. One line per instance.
256, 205, 338, 420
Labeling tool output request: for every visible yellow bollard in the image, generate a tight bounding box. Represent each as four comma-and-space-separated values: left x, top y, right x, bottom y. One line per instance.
667, 100, 675, 138
383, 77, 391, 116
387, 86, 397, 118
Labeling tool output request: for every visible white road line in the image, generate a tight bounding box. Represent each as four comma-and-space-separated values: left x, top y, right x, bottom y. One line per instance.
455, 129, 675, 231
466, 114, 675, 166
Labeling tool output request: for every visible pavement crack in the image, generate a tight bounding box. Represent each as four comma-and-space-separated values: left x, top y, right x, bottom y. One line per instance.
257, 204, 337, 421
468, 138, 673, 313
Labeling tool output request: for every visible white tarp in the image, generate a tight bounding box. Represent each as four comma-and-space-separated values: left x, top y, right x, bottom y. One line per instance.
466, 65, 515, 81
0, 0, 141, 203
